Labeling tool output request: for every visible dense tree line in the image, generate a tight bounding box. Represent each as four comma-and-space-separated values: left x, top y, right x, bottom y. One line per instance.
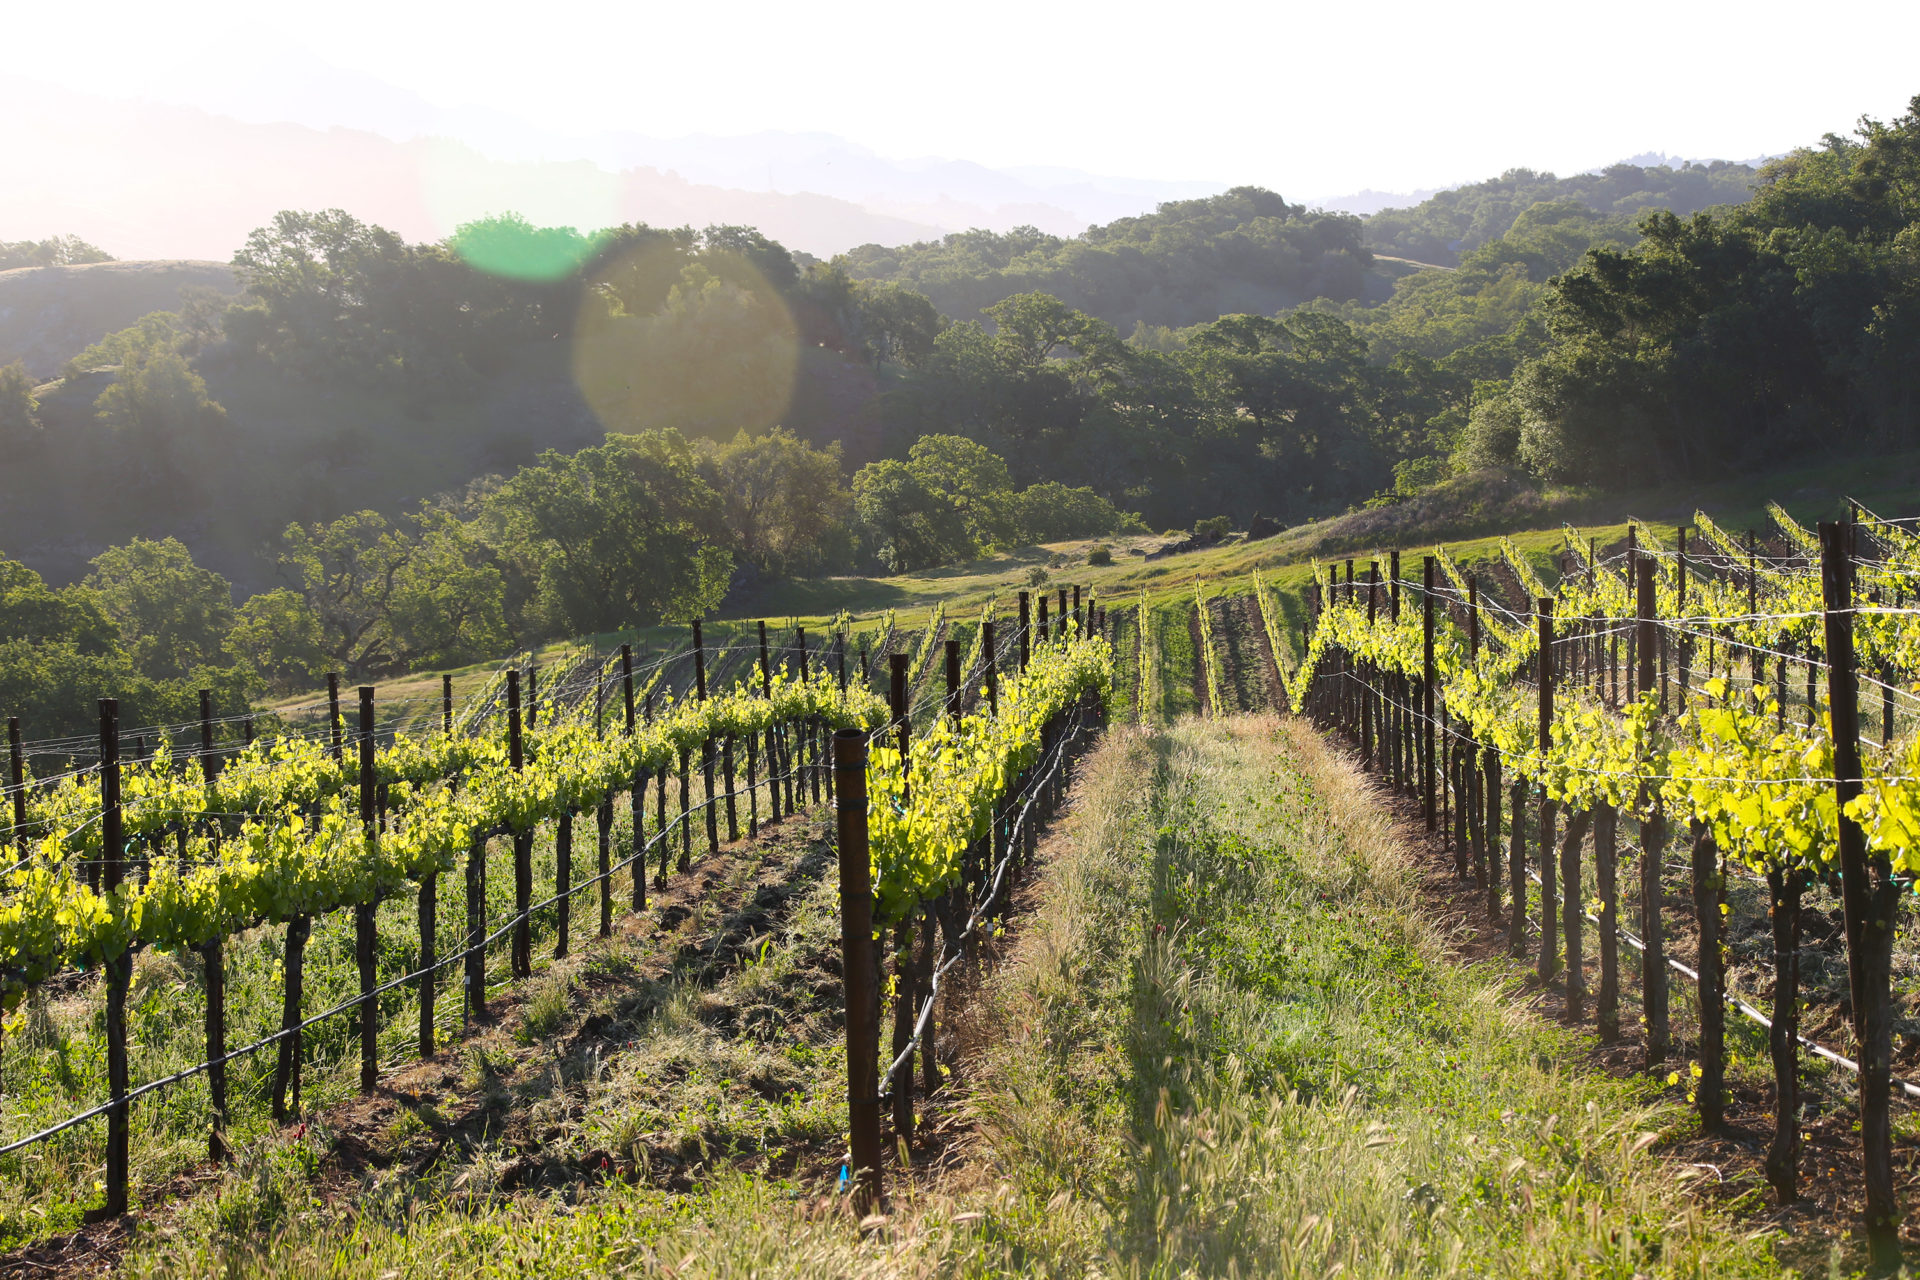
1456, 96, 1920, 488
0, 235, 113, 271
1363, 161, 1759, 267
839, 187, 1373, 330
1, 418, 1136, 734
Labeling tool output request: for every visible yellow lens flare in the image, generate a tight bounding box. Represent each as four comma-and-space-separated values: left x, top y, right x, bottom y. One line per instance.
571, 237, 799, 440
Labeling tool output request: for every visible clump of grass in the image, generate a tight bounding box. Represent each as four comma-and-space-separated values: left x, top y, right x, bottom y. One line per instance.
516, 971, 575, 1045
461, 1043, 515, 1092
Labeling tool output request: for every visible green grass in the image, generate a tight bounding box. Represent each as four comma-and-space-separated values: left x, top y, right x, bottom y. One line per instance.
1107, 602, 1141, 722
1147, 596, 1198, 724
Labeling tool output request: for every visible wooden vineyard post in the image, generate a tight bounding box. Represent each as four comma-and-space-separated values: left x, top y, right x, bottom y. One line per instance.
1387, 555, 1402, 793
760, 621, 780, 826
655, 692, 672, 890
596, 793, 613, 938
1536, 599, 1558, 982
1450, 720, 1467, 878
834, 730, 883, 1213
1362, 564, 1377, 771
678, 747, 693, 873
1821, 520, 1902, 1264
273, 935, 312, 1116
623, 644, 647, 911
1507, 776, 1527, 955
1749, 530, 1763, 688
1463, 576, 1479, 867
722, 735, 738, 843
1561, 806, 1591, 1020
1595, 803, 1620, 1043
694, 621, 718, 856
1038, 595, 1049, 644
797, 627, 815, 807
798, 628, 821, 808
418, 814, 439, 1059
195, 692, 229, 1160
1637, 553, 1670, 1067
1766, 862, 1804, 1204
1676, 526, 1691, 710
1625, 526, 1638, 698
1423, 557, 1436, 831
702, 628, 733, 840
555, 809, 573, 959
465, 832, 487, 1025
983, 622, 998, 715
887, 652, 914, 1145
592, 653, 614, 937
327, 672, 343, 760
744, 727, 759, 841
356, 687, 379, 1093
945, 639, 961, 722
1776, 656, 1788, 732
1485, 749, 1503, 924
1806, 647, 1818, 730
421, 679, 447, 1048
1691, 821, 1724, 1129
509, 670, 532, 979
8, 716, 24, 856
890, 654, 910, 781
100, 699, 130, 1218
1018, 591, 1031, 671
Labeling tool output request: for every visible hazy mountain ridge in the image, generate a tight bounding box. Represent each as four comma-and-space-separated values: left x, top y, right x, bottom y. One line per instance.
0, 77, 1222, 260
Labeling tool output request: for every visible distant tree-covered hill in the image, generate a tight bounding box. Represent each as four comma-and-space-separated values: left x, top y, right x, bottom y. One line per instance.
1362, 161, 1759, 266
839, 187, 1373, 330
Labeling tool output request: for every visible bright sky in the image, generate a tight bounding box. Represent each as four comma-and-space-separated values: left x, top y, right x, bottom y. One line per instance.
11, 0, 1920, 197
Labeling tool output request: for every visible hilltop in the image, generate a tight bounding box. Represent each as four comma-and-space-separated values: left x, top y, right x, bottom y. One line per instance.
0, 259, 239, 379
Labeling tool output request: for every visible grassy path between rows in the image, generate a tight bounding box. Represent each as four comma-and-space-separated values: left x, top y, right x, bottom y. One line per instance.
113, 716, 1789, 1278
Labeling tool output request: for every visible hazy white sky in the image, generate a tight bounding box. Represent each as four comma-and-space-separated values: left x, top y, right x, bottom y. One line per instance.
11, 0, 1920, 196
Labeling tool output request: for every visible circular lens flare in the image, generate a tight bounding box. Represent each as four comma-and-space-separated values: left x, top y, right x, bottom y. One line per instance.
571, 237, 799, 440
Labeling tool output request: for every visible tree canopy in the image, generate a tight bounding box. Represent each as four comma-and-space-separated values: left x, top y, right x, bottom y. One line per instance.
840, 187, 1372, 330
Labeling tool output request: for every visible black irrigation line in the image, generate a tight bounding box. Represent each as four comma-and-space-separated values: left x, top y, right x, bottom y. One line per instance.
1506, 860, 1920, 1103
